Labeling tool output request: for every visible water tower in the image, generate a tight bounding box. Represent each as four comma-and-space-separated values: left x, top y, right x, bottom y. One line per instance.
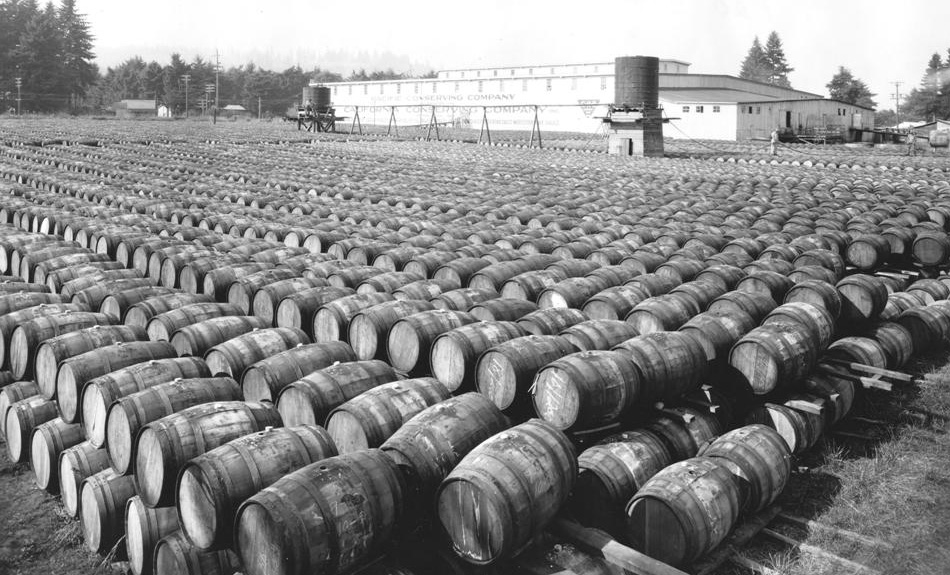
605, 56, 664, 157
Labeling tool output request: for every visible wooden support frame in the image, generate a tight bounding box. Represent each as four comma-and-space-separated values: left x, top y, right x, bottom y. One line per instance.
528, 105, 543, 149
386, 106, 398, 137
350, 106, 363, 135
424, 106, 440, 142
478, 107, 492, 145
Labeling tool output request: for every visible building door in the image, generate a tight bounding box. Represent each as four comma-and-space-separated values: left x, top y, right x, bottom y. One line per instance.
785, 111, 792, 128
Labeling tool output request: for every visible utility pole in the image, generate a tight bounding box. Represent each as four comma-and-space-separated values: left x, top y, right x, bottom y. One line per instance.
215, 50, 220, 111
15, 77, 21, 115
891, 81, 903, 127
181, 74, 191, 118
258, 96, 262, 120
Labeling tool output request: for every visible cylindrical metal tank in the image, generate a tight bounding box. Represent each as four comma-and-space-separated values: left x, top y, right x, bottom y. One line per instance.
314, 87, 331, 112
930, 130, 950, 148
301, 86, 314, 104
614, 56, 659, 109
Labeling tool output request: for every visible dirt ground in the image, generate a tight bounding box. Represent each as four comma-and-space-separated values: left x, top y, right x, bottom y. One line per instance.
0, 437, 120, 575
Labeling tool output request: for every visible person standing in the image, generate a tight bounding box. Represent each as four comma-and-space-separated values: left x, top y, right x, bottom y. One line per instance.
907, 131, 916, 156
770, 128, 779, 156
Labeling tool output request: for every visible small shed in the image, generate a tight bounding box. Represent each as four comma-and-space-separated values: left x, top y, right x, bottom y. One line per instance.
221, 104, 251, 119
114, 99, 156, 119
157, 104, 171, 118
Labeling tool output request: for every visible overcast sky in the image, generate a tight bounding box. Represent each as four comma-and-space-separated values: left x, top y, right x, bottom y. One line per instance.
74, 0, 947, 110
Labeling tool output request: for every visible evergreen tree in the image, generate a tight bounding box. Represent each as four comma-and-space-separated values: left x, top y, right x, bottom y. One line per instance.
739, 37, 769, 83
58, 0, 96, 106
826, 66, 877, 108
764, 31, 793, 87
17, 2, 63, 110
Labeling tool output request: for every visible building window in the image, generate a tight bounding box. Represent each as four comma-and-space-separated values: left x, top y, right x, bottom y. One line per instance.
696, 105, 704, 113
522, 79, 528, 91
499, 80, 505, 91
600, 77, 607, 90
455, 82, 460, 92
363, 85, 368, 95
529, 68, 533, 75
476, 71, 481, 77
413, 83, 419, 94
396, 84, 401, 94
594, 66, 599, 72
748, 106, 753, 113
510, 69, 515, 76
550, 67, 555, 74
461, 72, 465, 78
756, 106, 761, 114
493, 70, 497, 77
347, 86, 352, 95
713, 105, 720, 113
682, 106, 690, 113
432, 83, 437, 94
546, 78, 552, 91
571, 78, 577, 90
379, 84, 384, 95
478, 80, 483, 93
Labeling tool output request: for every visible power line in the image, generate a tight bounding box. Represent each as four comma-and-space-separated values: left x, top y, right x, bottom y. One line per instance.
891, 81, 903, 127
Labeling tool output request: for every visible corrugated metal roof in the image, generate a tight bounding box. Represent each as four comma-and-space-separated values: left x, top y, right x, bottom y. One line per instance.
222, 105, 247, 111
116, 99, 156, 110
660, 89, 780, 103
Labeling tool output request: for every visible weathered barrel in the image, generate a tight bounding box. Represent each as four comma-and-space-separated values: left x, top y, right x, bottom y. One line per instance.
169, 315, 270, 357
429, 321, 528, 392
277, 360, 400, 427
35, 325, 147, 399
581, 285, 651, 320
430, 286, 499, 311
784, 279, 842, 319
678, 310, 756, 366
98, 286, 179, 323
274, 286, 355, 337
30, 417, 85, 493
571, 429, 673, 537
8, 311, 114, 380
476, 334, 579, 414
59, 441, 111, 517
802, 373, 855, 425
392, 277, 460, 301
0, 291, 69, 317
762, 301, 835, 351
539, 276, 612, 309
80, 468, 137, 556
625, 294, 696, 334
325, 378, 451, 454
793, 249, 845, 281
178, 425, 338, 550
312, 292, 395, 343
499, 269, 567, 302
252, 277, 328, 326
146, 302, 245, 342
825, 336, 888, 369
0, 302, 89, 371
56, 340, 177, 423
896, 306, 950, 353
837, 274, 888, 323
624, 457, 741, 567
106, 377, 242, 475
72, 277, 156, 311
467, 298, 540, 322
60, 269, 143, 300
123, 293, 216, 328
234, 449, 404, 575
80, 357, 211, 446
45, 262, 128, 293
125, 496, 179, 575
153, 531, 241, 575
864, 321, 914, 369
202, 262, 273, 301
348, 300, 436, 361
698, 424, 791, 513
203, 327, 309, 378
744, 403, 823, 454
387, 309, 478, 376
729, 324, 817, 395
227, 268, 298, 314
516, 307, 587, 336
707, 290, 776, 322
134, 400, 282, 507
846, 235, 892, 270
912, 231, 950, 266
0, 380, 40, 435
612, 332, 708, 403
241, 341, 357, 402
437, 419, 576, 565
532, 350, 641, 431
558, 319, 642, 351
5, 395, 59, 462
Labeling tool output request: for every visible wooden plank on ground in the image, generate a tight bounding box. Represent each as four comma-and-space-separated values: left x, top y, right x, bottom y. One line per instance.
760, 528, 883, 575
693, 506, 781, 575
775, 513, 894, 551
729, 552, 783, 575
823, 359, 913, 383
549, 519, 689, 575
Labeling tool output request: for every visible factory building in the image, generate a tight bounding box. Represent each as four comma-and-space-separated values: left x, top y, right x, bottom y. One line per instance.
312, 58, 874, 141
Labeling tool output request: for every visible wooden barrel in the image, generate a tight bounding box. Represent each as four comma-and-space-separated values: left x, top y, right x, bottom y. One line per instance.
170, 316, 271, 357
693, 264, 747, 291
912, 231, 950, 266
476, 334, 579, 414
655, 258, 708, 283
787, 264, 840, 285
624, 457, 740, 567
146, 302, 245, 342
514, 307, 587, 336
80, 468, 137, 556
387, 309, 478, 376
846, 235, 891, 271
863, 322, 914, 369
0, 380, 39, 436
612, 332, 708, 403
678, 310, 756, 366
571, 430, 672, 537
836, 274, 888, 323
896, 306, 950, 353
0, 291, 69, 317
312, 292, 395, 343
252, 277, 328, 326
784, 279, 842, 319
277, 360, 400, 427
906, 278, 950, 304
20, 245, 89, 281
60, 269, 142, 300
499, 269, 567, 302
178, 254, 245, 294
698, 424, 791, 514
467, 298, 540, 321
242, 341, 357, 402
467, 259, 551, 292
98, 286, 179, 323
45, 262, 127, 293
825, 336, 889, 369
71, 277, 156, 311
30, 417, 85, 493
581, 285, 650, 320
558, 319, 641, 351
134, 400, 282, 507
538, 276, 612, 310
106, 377, 242, 475
532, 350, 640, 431
56, 340, 177, 424
429, 287, 498, 311
275, 286, 356, 337
392, 278, 460, 302
125, 496, 179, 575
803, 373, 856, 425
80, 357, 211, 446
202, 262, 273, 301
234, 449, 404, 575
33, 252, 113, 284
8, 311, 114, 380
729, 324, 817, 395
403, 251, 458, 278
736, 270, 795, 303
429, 321, 528, 392
348, 300, 436, 361
227, 268, 298, 314
59, 441, 111, 517
123, 293, 216, 329
326, 378, 451, 454
153, 531, 241, 575
203, 327, 310, 378
0, 302, 89, 371
178, 425, 338, 550
762, 302, 835, 351
5, 396, 59, 462
356, 270, 425, 295
625, 294, 696, 334
793, 249, 845, 281
745, 403, 823, 454
707, 290, 776, 323
437, 419, 576, 565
